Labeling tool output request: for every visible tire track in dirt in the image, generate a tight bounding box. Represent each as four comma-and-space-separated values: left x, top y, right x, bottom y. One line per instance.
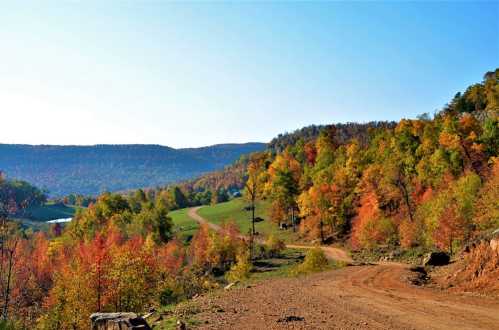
186, 207, 499, 329
193, 264, 499, 329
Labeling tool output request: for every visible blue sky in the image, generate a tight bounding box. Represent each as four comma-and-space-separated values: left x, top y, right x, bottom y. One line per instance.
1, 1, 498, 148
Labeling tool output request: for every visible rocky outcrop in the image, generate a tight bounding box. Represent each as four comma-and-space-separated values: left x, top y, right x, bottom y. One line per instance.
90, 312, 151, 330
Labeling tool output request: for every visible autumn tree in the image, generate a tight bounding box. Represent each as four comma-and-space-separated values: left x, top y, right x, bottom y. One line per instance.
265, 152, 301, 229
298, 184, 333, 243
473, 158, 499, 230
244, 153, 267, 235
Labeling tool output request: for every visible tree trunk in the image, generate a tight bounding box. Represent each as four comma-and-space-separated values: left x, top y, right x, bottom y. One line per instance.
251, 196, 256, 236
397, 172, 414, 222
248, 229, 254, 261
2, 244, 15, 321
320, 219, 324, 244
329, 220, 335, 240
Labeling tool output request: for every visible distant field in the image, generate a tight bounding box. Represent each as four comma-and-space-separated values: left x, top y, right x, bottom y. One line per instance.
11, 202, 79, 230
23, 202, 78, 222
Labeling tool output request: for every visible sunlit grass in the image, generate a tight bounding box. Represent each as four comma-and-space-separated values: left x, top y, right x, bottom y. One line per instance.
168, 208, 199, 242
198, 198, 299, 242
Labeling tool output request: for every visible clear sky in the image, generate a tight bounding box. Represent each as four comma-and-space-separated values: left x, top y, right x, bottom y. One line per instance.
1, 1, 498, 148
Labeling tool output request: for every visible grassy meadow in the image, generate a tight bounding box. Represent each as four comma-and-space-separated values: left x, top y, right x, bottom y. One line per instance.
168, 207, 199, 242
197, 198, 299, 242
169, 197, 299, 243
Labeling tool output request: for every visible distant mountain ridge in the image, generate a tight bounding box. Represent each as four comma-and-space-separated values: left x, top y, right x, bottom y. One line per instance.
0, 143, 266, 196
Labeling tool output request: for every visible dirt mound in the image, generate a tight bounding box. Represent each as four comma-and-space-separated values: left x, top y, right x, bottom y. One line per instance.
436, 242, 499, 295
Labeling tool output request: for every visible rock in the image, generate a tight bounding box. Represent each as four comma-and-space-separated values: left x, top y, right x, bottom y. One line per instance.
490, 238, 499, 253
277, 315, 305, 323
279, 223, 289, 230
423, 251, 450, 266
90, 312, 151, 330
224, 281, 239, 290
176, 320, 186, 330
409, 266, 429, 286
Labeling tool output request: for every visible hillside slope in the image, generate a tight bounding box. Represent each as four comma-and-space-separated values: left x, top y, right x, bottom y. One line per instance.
0, 143, 265, 196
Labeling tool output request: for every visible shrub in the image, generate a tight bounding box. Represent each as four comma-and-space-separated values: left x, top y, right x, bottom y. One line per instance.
357, 216, 398, 250
225, 250, 252, 283
294, 247, 328, 274
0, 320, 16, 330
265, 234, 286, 257
159, 287, 176, 306
158, 271, 219, 306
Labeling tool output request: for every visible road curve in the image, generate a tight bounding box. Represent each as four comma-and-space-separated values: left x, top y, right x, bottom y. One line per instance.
193, 263, 499, 330
186, 207, 499, 329
187, 206, 221, 232
187, 206, 353, 263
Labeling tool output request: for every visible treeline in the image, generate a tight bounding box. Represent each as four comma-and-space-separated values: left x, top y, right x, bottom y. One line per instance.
248, 69, 498, 253
145, 155, 251, 210
115, 153, 254, 212
51, 194, 96, 208
181, 155, 249, 193
268, 122, 397, 153
50, 156, 249, 215
119, 183, 231, 212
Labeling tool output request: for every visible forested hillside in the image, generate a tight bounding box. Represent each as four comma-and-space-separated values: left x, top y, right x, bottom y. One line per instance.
0, 143, 265, 196
147, 156, 251, 210
157, 122, 399, 210
249, 69, 498, 253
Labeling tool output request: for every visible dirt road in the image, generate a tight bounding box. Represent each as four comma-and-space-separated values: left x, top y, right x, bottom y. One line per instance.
185, 207, 499, 329
187, 207, 353, 263
193, 263, 499, 329
187, 206, 221, 232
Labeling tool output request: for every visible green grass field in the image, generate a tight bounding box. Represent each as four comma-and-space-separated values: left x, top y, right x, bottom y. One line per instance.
169, 197, 299, 243
24, 202, 78, 221
168, 207, 199, 242
197, 198, 298, 242
12, 202, 79, 230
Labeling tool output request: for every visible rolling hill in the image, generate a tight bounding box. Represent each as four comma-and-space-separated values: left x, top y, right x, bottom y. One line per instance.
0, 143, 266, 196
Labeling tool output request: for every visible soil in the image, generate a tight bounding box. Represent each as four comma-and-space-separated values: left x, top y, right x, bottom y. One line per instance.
191, 263, 499, 329
185, 207, 499, 330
